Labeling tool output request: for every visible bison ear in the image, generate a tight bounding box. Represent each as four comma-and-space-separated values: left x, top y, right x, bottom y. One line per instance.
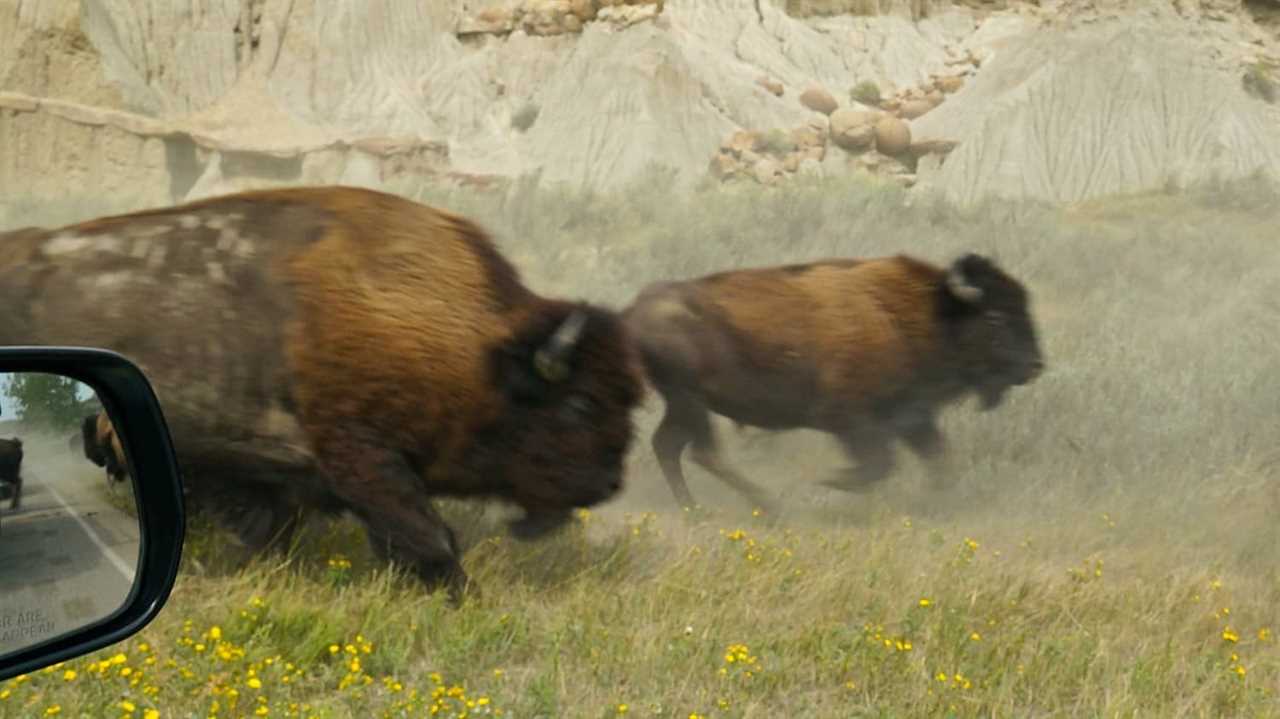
82, 414, 106, 466
945, 255, 985, 305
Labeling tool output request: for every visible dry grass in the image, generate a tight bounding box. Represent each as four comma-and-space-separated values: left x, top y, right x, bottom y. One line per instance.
1, 172, 1278, 717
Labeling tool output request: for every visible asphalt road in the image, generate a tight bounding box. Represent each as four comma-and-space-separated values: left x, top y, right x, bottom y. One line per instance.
0, 451, 140, 658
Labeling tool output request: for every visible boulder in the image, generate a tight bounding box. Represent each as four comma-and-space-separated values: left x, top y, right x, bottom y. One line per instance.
752, 157, 782, 184
710, 153, 740, 179
829, 109, 880, 152
800, 86, 838, 115
874, 116, 911, 156
570, 0, 599, 21
724, 130, 761, 156
790, 125, 825, 150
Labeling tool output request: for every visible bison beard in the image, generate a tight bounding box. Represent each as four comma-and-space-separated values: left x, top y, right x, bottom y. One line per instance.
623, 252, 1045, 513
0, 186, 645, 602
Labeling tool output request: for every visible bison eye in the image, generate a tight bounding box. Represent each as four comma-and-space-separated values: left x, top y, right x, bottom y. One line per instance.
563, 394, 598, 420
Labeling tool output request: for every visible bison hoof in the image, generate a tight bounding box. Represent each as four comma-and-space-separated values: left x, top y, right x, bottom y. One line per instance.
418, 562, 471, 606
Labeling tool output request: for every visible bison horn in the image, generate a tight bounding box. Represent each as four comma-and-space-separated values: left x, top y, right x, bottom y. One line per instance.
534, 309, 588, 382
946, 266, 984, 304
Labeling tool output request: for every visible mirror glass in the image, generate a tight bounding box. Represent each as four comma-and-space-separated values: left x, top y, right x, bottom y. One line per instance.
0, 372, 140, 659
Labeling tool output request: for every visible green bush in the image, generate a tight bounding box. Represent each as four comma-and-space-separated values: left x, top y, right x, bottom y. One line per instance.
6, 372, 86, 431
759, 128, 799, 156
850, 80, 882, 107
511, 102, 540, 132
1243, 62, 1277, 104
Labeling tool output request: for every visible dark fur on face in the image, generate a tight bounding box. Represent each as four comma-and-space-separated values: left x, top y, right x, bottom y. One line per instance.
479, 302, 644, 538
938, 253, 1044, 409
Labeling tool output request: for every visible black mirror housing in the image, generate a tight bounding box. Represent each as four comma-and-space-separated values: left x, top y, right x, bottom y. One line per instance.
0, 347, 184, 681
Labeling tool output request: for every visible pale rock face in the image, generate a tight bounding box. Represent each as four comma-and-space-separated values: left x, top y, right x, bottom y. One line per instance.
2, 0, 1280, 208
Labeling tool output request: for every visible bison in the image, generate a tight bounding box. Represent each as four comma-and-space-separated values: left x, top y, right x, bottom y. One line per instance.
0, 186, 645, 597
621, 253, 1045, 512
82, 412, 129, 487
0, 437, 23, 511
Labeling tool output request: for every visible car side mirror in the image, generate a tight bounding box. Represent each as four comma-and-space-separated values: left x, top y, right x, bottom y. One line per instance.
0, 347, 184, 681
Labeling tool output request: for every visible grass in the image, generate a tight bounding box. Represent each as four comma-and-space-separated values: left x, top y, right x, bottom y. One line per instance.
2, 171, 1280, 716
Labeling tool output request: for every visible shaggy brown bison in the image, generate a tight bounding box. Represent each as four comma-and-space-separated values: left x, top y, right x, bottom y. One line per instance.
82, 412, 129, 487
622, 253, 1045, 512
0, 186, 645, 597
0, 437, 23, 511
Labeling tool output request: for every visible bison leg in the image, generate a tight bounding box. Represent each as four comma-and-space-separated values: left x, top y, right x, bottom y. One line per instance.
315, 438, 468, 603
231, 494, 304, 555
657, 398, 777, 515
8, 475, 20, 510
822, 428, 896, 493
652, 400, 701, 510
900, 420, 955, 491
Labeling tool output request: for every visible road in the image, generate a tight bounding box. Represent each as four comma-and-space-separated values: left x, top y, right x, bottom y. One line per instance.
0, 447, 140, 658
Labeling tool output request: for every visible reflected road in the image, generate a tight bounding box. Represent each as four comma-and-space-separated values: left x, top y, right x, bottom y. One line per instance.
0, 458, 139, 656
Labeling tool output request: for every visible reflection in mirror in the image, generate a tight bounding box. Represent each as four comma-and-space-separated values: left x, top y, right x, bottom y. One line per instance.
0, 373, 140, 659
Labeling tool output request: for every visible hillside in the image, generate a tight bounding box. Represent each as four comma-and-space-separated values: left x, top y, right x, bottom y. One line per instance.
3, 0, 1280, 224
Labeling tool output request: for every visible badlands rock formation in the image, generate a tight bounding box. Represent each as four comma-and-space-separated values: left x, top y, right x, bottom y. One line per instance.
1, 0, 1279, 217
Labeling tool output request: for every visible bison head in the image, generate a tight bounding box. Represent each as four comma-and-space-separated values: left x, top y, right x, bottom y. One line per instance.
483, 303, 644, 540
941, 253, 1045, 409
83, 412, 127, 483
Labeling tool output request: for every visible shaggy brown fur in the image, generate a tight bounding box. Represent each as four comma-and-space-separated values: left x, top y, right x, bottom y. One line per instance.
0, 186, 645, 598
82, 412, 128, 486
0, 437, 23, 511
622, 253, 1045, 512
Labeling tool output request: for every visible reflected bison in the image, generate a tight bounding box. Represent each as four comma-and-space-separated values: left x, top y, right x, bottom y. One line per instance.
82, 412, 129, 487
622, 253, 1045, 512
0, 186, 645, 597
0, 437, 23, 511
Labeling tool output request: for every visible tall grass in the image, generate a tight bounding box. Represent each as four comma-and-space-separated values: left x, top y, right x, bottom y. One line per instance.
1, 172, 1278, 717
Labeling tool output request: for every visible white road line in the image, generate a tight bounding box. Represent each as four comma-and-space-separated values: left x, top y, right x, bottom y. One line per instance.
42, 480, 136, 582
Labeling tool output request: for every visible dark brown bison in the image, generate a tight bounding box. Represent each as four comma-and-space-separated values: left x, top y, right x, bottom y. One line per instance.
82, 412, 129, 487
621, 253, 1045, 512
0, 437, 23, 511
0, 186, 645, 597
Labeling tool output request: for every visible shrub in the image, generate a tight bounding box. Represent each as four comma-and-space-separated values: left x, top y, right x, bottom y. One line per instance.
511, 102, 540, 132
850, 80, 882, 107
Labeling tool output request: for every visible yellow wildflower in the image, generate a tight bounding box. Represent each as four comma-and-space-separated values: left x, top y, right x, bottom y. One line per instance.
919, 598, 932, 608
1223, 627, 1240, 643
